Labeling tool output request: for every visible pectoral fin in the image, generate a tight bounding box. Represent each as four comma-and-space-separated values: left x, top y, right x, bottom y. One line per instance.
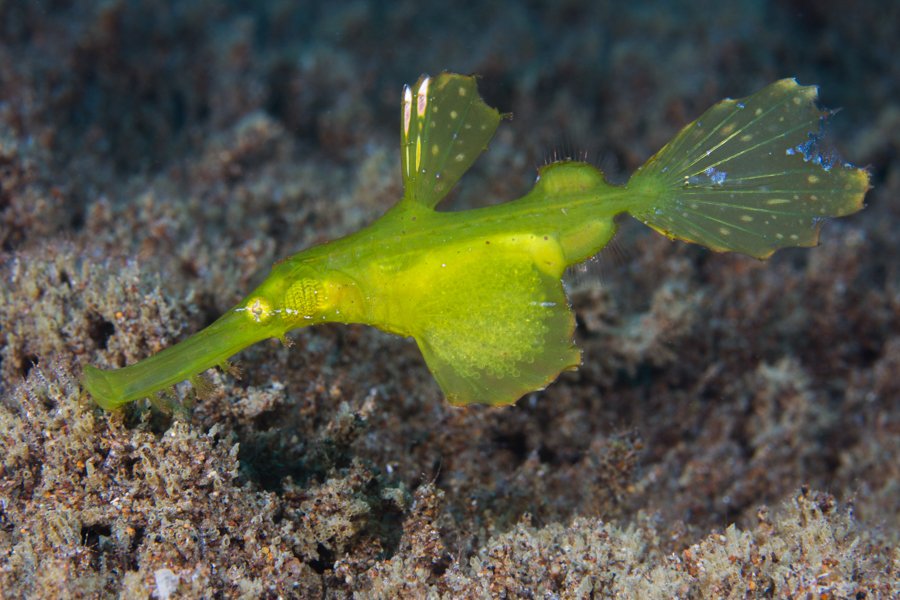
410, 252, 580, 406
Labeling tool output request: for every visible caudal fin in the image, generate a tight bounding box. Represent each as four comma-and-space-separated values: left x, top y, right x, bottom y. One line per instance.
626, 79, 869, 259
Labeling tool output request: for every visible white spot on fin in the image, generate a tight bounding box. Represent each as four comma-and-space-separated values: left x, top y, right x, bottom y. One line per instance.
402, 85, 412, 138
417, 77, 430, 118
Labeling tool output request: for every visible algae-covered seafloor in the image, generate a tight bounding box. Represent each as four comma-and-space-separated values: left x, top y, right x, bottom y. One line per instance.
1, 1, 898, 598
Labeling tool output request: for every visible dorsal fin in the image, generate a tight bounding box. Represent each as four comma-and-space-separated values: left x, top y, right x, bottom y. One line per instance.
400, 73, 502, 209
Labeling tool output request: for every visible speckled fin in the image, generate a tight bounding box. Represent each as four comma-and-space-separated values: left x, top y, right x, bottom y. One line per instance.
627, 79, 869, 259
411, 252, 580, 406
400, 73, 502, 209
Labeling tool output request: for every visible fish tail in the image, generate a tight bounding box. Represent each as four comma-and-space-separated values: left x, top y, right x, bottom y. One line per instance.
626, 79, 868, 259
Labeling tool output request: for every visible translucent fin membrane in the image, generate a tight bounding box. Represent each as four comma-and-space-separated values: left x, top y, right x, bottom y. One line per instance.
627, 79, 869, 259
400, 73, 502, 209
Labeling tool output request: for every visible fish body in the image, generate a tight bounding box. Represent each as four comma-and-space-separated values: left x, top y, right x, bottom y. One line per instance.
83, 74, 868, 409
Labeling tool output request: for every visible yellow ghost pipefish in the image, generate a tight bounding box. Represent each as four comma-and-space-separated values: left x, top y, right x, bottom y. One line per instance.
83, 73, 869, 409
